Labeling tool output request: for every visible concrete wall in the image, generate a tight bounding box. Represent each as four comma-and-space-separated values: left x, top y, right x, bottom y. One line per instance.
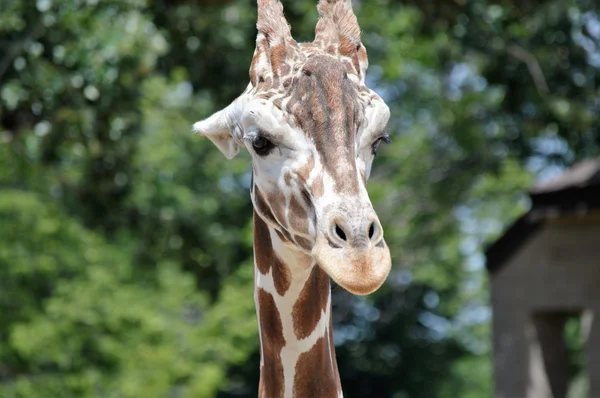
490, 220, 600, 398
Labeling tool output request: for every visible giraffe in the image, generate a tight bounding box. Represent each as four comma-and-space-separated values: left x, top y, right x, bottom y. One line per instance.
193, 0, 392, 396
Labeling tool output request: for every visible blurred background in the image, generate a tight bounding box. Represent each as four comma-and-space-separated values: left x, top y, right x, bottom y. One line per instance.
1, 0, 599, 397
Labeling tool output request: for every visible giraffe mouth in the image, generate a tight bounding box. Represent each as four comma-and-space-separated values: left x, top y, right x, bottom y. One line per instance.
312, 232, 392, 295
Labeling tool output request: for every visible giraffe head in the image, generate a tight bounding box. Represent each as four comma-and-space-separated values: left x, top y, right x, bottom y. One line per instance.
194, 0, 391, 295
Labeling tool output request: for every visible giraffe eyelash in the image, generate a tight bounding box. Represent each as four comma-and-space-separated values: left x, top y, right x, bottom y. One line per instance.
371, 134, 391, 155
242, 131, 260, 143
244, 131, 276, 156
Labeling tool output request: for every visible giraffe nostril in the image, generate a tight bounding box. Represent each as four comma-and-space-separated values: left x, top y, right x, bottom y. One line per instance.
334, 223, 347, 241
368, 222, 376, 240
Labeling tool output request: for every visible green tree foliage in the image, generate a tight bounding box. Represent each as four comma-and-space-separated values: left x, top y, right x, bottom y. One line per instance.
1, 0, 598, 397
0, 189, 256, 397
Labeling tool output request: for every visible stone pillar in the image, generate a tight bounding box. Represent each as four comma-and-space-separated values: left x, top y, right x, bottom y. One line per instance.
492, 309, 531, 398
528, 313, 569, 398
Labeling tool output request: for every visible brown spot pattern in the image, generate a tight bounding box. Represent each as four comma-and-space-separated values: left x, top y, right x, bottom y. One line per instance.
293, 336, 340, 398
342, 59, 355, 75
275, 229, 290, 244
266, 191, 288, 229
296, 156, 315, 183
292, 266, 330, 340
257, 288, 286, 398
279, 227, 295, 246
273, 259, 291, 297
294, 235, 313, 252
311, 175, 324, 198
254, 212, 291, 296
254, 188, 277, 227
254, 211, 273, 275
287, 194, 308, 235
339, 35, 356, 59
270, 43, 286, 74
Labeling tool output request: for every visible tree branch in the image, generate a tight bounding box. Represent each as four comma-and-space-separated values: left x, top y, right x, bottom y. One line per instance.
507, 43, 550, 96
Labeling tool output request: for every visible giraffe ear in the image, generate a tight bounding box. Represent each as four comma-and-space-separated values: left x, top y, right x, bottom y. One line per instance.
193, 100, 243, 159
250, 0, 298, 85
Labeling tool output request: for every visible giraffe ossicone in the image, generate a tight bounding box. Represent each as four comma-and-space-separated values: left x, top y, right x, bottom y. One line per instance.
194, 0, 392, 396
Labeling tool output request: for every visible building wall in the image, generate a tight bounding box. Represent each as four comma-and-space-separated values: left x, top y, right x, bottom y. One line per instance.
491, 221, 600, 398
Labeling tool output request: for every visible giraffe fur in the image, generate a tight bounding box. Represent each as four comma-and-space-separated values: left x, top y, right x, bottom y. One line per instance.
193, 1, 392, 396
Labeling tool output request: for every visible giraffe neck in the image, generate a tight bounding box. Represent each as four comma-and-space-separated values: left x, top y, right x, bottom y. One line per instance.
253, 212, 342, 398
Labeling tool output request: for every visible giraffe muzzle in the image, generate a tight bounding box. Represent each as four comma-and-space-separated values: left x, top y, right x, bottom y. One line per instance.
312, 206, 392, 295
328, 215, 383, 249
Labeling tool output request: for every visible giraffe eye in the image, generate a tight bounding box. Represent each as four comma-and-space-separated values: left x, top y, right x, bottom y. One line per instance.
252, 136, 275, 156
371, 134, 391, 155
